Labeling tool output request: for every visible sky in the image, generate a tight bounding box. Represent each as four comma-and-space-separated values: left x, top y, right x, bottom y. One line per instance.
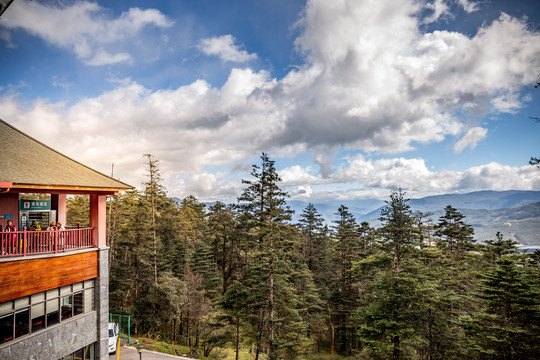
1, 0, 540, 205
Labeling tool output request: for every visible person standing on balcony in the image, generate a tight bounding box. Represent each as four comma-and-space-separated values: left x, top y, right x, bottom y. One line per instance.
30, 221, 41, 231
4, 220, 17, 252
47, 221, 57, 231
4, 220, 16, 232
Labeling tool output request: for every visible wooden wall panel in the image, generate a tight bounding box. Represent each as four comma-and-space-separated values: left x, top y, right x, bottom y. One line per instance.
0, 192, 19, 229
0, 251, 98, 303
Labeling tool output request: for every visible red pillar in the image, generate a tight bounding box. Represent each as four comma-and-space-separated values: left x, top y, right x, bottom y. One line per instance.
90, 194, 107, 248
51, 194, 67, 226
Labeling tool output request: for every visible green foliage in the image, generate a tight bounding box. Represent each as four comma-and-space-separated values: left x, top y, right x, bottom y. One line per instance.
434, 205, 475, 259
66, 195, 89, 227
96, 155, 540, 360
467, 256, 540, 359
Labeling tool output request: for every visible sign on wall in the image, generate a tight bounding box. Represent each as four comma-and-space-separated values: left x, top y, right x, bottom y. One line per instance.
20, 200, 51, 211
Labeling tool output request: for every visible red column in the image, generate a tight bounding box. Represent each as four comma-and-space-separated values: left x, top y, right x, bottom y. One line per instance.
50, 194, 67, 225
90, 194, 107, 248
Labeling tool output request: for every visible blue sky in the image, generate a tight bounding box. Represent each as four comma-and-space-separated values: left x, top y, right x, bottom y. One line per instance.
1, 0, 540, 204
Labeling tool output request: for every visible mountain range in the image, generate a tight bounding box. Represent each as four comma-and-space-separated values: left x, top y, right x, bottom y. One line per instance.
289, 190, 540, 246
173, 190, 540, 246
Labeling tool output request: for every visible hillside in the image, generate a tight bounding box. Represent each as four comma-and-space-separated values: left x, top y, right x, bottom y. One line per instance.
288, 190, 540, 246
175, 190, 540, 246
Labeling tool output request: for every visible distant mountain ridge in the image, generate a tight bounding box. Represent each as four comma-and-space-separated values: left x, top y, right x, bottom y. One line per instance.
358, 190, 540, 221
289, 190, 540, 245
172, 190, 540, 245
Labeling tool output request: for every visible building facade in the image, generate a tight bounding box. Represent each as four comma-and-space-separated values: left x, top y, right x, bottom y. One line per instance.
0, 120, 132, 360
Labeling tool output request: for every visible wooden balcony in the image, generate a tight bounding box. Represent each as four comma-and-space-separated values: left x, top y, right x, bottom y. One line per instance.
0, 228, 94, 258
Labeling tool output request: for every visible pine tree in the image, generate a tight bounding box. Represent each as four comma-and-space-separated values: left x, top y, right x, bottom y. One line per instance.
66, 195, 90, 227
472, 256, 540, 359
330, 205, 361, 355
356, 189, 423, 360
482, 232, 519, 265
207, 202, 240, 295
143, 153, 163, 284
237, 153, 300, 360
434, 205, 475, 259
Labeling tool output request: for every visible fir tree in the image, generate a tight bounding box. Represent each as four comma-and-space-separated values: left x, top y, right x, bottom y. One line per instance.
434, 205, 475, 259
472, 256, 540, 359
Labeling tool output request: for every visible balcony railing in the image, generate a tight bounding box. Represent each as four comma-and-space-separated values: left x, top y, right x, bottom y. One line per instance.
0, 228, 94, 257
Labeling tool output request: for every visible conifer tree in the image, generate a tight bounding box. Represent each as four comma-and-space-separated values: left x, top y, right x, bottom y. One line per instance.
434, 205, 475, 259
237, 153, 299, 360
472, 256, 540, 359
66, 195, 90, 227
207, 202, 240, 294
330, 205, 361, 354
482, 231, 519, 265
356, 189, 423, 360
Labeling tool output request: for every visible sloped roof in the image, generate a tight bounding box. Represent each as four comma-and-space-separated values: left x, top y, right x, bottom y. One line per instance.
0, 119, 133, 192
0, 0, 14, 18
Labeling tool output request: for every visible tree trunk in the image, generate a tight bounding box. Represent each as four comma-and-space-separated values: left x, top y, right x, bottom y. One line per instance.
255, 308, 264, 360
195, 320, 200, 347
329, 314, 335, 356
186, 311, 191, 347
235, 315, 240, 360
172, 318, 176, 342
269, 228, 275, 358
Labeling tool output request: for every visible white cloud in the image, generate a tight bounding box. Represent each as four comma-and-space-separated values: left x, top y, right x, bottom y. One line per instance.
199, 35, 257, 62
490, 92, 522, 113
457, 0, 479, 13
422, 0, 450, 25
453, 127, 488, 153
1, 0, 540, 202
0, 0, 172, 65
279, 156, 540, 201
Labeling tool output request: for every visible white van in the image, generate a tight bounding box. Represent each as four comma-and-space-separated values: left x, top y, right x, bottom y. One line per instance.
108, 323, 120, 354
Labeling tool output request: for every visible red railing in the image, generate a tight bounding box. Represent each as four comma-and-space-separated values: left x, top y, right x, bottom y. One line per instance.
0, 228, 94, 257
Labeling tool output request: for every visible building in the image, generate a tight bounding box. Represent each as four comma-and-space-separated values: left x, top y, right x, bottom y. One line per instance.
0, 119, 133, 359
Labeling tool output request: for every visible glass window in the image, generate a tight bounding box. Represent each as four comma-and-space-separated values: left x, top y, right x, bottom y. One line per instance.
15, 309, 29, 338
0, 313, 14, 344
46, 288, 59, 299
46, 299, 59, 327
74, 348, 84, 360
31, 302, 45, 332
84, 288, 94, 312
83, 343, 94, 360
61, 295, 73, 321
31, 292, 45, 303
60, 285, 71, 297
73, 292, 84, 316
0, 301, 12, 315
73, 282, 83, 292
14, 297, 29, 309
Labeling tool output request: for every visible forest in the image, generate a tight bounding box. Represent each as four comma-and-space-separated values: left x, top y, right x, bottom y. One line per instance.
66, 153, 540, 360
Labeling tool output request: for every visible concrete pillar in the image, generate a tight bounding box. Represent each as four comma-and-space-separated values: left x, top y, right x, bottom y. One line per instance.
95, 247, 110, 360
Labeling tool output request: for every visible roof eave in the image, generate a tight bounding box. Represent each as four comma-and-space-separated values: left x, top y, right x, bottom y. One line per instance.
9, 183, 134, 195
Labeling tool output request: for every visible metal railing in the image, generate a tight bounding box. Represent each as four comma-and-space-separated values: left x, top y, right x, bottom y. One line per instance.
0, 227, 94, 257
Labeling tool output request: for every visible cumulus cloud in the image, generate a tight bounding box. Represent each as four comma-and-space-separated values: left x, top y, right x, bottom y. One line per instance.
278, 155, 540, 200
457, 0, 479, 13
0, 0, 172, 65
281, 1, 540, 155
422, 0, 450, 25
1, 0, 540, 201
453, 127, 488, 153
199, 35, 257, 62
